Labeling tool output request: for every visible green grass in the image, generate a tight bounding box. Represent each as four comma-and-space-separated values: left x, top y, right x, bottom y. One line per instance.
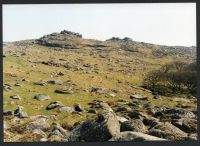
3, 44, 196, 125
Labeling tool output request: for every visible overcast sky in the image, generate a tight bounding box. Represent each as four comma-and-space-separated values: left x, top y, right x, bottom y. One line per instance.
3, 3, 196, 46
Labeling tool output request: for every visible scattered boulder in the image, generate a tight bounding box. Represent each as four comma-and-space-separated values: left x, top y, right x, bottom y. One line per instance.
46, 101, 63, 110
130, 94, 148, 100
34, 81, 47, 86
58, 106, 74, 113
55, 89, 74, 94
74, 103, 84, 112
3, 84, 13, 91
14, 106, 28, 118
14, 83, 22, 86
47, 80, 63, 85
109, 131, 167, 141
10, 95, 21, 100
57, 72, 64, 76
34, 94, 50, 101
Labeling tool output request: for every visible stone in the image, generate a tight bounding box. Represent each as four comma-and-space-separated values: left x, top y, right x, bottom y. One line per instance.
57, 72, 64, 76
120, 119, 147, 133
153, 95, 160, 99
48, 130, 64, 142
3, 84, 13, 91
172, 118, 197, 133
40, 138, 48, 142
34, 81, 47, 86
99, 102, 113, 112
3, 110, 14, 116
74, 103, 84, 112
32, 129, 47, 138
25, 118, 50, 133
15, 83, 21, 86
130, 94, 147, 100
47, 80, 63, 85
34, 94, 50, 101
68, 112, 120, 142
46, 101, 63, 110
51, 123, 70, 139
14, 106, 28, 118
55, 89, 74, 94
109, 131, 167, 141
10, 95, 21, 100
148, 122, 187, 140
58, 106, 74, 113
117, 116, 129, 123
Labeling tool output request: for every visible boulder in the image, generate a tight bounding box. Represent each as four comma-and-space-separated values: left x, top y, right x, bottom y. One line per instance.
47, 80, 63, 85
148, 122, 188, 140
120, 119, 147, 133
14, 106, 28, 118
32, 129, 47, 138
117, 116, 129, 123
55, 89, 74, 94
3, 84, 13, 91
130, 94, 147, 100
34, 94, 50, 101
10, 95, 21, 100
74, 103, 84, 112
34, 81, 47, 86
3, 110, 14, 117
58, 106, 74, 113
46, 101, 63, 110
172, 118, 197, 133
109, 131, 167, 141
68, 112, 120, 141
25, 118, 50, 133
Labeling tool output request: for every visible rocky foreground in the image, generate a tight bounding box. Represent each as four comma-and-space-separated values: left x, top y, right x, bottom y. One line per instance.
3, 30, 197, 142
4, 96, 197, 142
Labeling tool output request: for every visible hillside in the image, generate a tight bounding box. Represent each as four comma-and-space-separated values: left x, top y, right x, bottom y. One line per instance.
3, 30, 197, 142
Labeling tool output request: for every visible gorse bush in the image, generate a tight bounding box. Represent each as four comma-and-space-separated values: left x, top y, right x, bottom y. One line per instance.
144, 61, 197, 96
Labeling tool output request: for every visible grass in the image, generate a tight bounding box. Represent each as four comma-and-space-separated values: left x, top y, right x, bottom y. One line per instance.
3, 44, 196, 126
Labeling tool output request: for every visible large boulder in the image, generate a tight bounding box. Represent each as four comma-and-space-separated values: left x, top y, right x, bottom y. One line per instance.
120, 119, 147, 133
25, 118, 50, 133
68, 112, 120, 141
148, 122, 188, 140
109, 131, 167, 141
172, 118, 197, 133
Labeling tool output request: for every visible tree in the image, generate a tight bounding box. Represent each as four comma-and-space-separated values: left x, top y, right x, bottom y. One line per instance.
144, 70, 162, 94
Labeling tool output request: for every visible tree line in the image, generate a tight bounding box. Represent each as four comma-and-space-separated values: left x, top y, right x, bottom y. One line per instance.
143, 61, 197, 96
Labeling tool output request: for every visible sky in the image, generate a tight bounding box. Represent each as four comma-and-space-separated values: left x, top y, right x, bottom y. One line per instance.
3, 3, 196, 46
